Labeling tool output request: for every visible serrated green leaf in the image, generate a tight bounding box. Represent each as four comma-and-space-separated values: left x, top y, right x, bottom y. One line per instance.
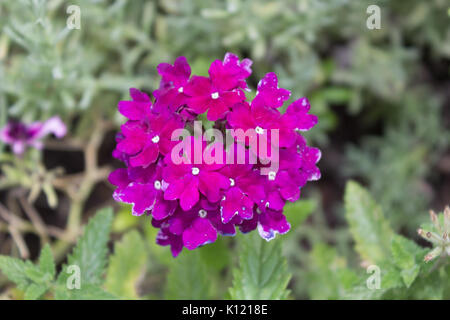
400, 265, 420, 288
38, 244, 55, 281
229, 232, 291, 300
344, 181, 394, 264
57, 207, 114, 287
0, 255, 51, 299
0, 256, 35, 290
165, 250, 211, 300
380, 263, 404, 290
24, 283, 47, 300
24, 265, 46, 284
54, 284, 118, 300
393, 265, 446, 299
391, 235, 418, 270
343, 262, 403, 300
390, 235, 423, 287
105, 231, 147, 299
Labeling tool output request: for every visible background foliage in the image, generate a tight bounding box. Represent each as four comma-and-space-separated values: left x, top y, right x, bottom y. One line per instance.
0, 0, 449, 300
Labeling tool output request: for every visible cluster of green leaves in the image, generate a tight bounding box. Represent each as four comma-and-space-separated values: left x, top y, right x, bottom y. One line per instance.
0, 201, 320, 300
304, 181, 450, 300
0, 208, 148, 299
0, 244, 55, 300
0, 203, 302, 300
1, 183, 449, 300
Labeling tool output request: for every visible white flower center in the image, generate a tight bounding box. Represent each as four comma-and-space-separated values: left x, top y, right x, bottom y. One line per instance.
154, 180, 161, 190
178, 87, 184, 93
211, 92, 219, 99
199, 209, 207, 218
255, 126, 264, 134
229, 178, 235, 187
192, 167, 200, 175
151, 135, 160, 143
268, 171, 276, 181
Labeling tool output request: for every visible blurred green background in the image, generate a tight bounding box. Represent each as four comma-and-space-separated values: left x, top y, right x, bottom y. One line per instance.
0, 0, 449, 299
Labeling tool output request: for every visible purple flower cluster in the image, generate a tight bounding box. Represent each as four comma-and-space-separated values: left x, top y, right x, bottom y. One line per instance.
0, 116, 66, 155
109, 53, 321, 257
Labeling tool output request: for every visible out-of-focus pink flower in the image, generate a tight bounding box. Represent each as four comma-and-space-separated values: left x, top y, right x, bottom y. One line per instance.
0, 116, 66, 155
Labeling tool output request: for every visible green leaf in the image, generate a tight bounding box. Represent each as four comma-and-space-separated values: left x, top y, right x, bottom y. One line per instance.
380, 263, 405, 290
38, 244, 55, 281
390, 235, 422, 287
388, 264, 445, 300
165, 250, 211, 300
57, 207, 114, 287
0, 256, 35, 290
0, 255, 51, 299
24, 266, 46, 284
229, 232, 291, 300
105, 231, 147, 299
400, 265, 420, 288
344, 181, 394, 264
391, 236, 418, 269
343, 262, 403, 300
199, 237, 230, 272
144, 222, 173, 266
24, 283, 47, 300
112, 204, 139, 233
54, 284, 118, 300
283, 199, 316, 233
307, 243, 358, 299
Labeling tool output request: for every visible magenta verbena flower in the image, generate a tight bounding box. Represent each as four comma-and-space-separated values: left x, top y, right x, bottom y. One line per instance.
0, 116, 66, 155
109, 53, 320, 257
